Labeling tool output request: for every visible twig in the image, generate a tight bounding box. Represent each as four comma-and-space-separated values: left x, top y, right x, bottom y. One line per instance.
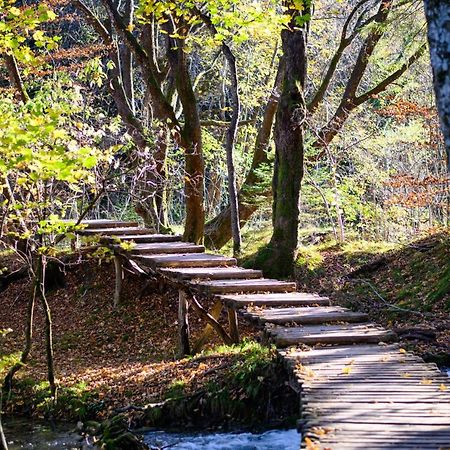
0, 390, 8, 450
345, 277, 430, 317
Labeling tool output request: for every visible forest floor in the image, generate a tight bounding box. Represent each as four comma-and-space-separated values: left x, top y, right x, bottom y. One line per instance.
242, 227, 450, 365
0, 253, 293, 428
0, 229, 448, 426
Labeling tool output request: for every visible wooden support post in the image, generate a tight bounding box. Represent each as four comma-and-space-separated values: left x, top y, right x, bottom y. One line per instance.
113, 255, 123, 308
189, 295, 233, 345
227, 307, 240, 344
178, 290, 190, 357
192, 300, 224, 354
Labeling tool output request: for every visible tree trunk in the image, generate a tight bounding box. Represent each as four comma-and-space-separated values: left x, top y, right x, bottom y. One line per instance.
263, 7, 308, 278
3, 284, 35, 393
204, 60, 285, 248
38, 256, 57, 399
222, 45, 242, 256
3, 54, 28, 103
165, 20, 205, 244
424, 0, 450, 171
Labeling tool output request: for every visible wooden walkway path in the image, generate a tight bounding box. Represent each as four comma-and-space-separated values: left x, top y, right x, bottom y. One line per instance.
76, 220, 450, 449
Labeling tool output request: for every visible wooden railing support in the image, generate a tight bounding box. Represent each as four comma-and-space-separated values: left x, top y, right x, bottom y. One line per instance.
178, 290, 191, 357
227, 307, 240, 344
192, 299, 224, 354
113, 254, 123, 307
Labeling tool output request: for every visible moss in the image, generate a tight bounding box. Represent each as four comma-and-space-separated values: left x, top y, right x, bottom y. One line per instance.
11, 379, 101, 420
144, 341, 298, 430
427, 264, 450, 308
165, 380, 186, 400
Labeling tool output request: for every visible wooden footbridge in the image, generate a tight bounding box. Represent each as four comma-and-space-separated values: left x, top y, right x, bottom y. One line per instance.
76, 220, 450, 449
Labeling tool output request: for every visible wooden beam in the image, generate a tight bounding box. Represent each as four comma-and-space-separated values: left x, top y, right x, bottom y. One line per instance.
113, 254, 123, 307
227, 307, 240, 344
192, 299, 223, 354
189, 294, 233, 346
178, 290, 190, 357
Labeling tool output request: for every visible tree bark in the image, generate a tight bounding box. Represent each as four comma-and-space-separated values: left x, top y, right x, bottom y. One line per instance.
3, 54, 28, 103
204, 60, 285, 248
424, 0, 450, 171
262, 7, 308, 278
222, 45, 242, 256
38, 256, 57, 399
165, 20, 205, 244
3, 284, 35, 393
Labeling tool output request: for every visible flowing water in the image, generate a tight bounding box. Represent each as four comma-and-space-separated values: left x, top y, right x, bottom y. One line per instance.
143, 429, 300, 450
1, 418, 84, 449
2, 419, 299, 449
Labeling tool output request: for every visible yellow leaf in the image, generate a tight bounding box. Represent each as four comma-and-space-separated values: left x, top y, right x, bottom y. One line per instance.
127, 23, 135, 32
401, 372, 411, 378
304, 437, 320, 450
342, 366, 352, 375
421, 378, 432, 385
439, 384, 447, 391
399, 348, 407, 354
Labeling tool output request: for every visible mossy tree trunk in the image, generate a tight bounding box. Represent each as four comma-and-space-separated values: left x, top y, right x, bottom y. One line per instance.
263, 5, 308, 278
424, 0, 450, 172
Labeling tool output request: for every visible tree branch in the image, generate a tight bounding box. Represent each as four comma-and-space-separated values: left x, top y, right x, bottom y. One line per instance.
355, 42, 427, 105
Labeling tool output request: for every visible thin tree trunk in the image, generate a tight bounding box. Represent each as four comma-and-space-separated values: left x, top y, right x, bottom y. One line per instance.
222, 45, 242, 256
204, 60, 285, 248
424, 0, 450, 172
0, 391, 7, 450
262, 6, 308, 278
3, 284, 35, 394
38, 256, 57, 399
3, 54, 28, 103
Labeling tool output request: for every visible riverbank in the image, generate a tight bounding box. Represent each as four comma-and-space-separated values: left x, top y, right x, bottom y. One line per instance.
0, 255, 296, 433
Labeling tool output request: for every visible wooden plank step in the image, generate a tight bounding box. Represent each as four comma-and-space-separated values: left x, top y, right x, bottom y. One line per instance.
134, 253, 237, 269
79, 227, 153, 236
219, 292, 330, 308
72, 219, 139, 229
280, 344, 406, 361
160, 267, 263, 281
242, 306, 368, 325
302, 414, 450, 425
101, 234, 182, 243
117, 242, 205, 255
267, 324, 397, 347
192, 279, 297, 295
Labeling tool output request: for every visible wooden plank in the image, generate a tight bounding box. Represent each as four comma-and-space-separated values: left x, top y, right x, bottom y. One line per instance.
160, 267, 263, 281
192, 279, 297, 295
101, 234, 182, 243
243, 306, 368, 324
220, 292, 330, 308
120, 242, 205, 255
67, 219, 139, 229
281, 343, 401, 355
268, 324, 397, 347
134, 253, 237, 269
79, 227, 151, 236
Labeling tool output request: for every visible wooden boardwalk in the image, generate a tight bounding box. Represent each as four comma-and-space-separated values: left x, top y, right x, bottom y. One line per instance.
77, 220, 450, 449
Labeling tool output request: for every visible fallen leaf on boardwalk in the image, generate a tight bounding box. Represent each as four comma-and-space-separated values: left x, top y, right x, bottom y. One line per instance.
401, 372, 411, 378
304, 437, 320, 450
439, 384, 447, 391
399, 348, 407, 354
421, 378, 433, 385
342, 366, 352, 375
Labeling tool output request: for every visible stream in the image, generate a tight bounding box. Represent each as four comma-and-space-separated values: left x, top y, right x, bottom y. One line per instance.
1, 419, 299, 449
2, 369, 449, 449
